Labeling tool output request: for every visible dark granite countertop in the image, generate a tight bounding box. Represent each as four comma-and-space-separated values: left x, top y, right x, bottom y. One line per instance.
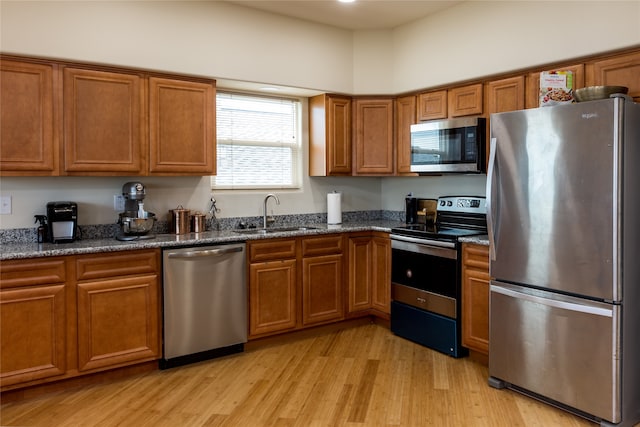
0, 221, 401, 261
458, 234, 490, 246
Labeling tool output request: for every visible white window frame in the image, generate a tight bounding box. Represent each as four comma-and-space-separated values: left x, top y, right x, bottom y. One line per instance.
211, 91, 302, 190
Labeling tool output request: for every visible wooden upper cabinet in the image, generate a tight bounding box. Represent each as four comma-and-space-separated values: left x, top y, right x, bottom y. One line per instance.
0, 59, 59, 176
448, 84, 483, 117
353, 97, 394, 175
63, 67, 145, 175
3, 56, 217, 177
148, 77, 216, 175
395, 95, 417, 176
417, 90, 447, 121
586, 51, 640, 102
526, 64, 585, 109
309, 94, 352, 176
486, 76, 525, 115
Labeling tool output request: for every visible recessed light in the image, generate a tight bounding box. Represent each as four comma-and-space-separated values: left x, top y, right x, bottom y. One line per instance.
338, 0, 356, 3
260, 87, 281, 92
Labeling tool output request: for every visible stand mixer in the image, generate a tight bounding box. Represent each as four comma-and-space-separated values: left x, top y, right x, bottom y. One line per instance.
116, 182, 156, 241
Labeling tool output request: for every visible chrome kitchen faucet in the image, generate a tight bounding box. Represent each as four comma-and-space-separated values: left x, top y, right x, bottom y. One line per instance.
263, 193, 280, 229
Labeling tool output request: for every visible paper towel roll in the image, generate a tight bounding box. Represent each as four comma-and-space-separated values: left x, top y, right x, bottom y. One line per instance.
327, 192, 342, 224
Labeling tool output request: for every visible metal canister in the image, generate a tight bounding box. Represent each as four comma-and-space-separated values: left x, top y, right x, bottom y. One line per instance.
190, 212, 206, 233
169, 206, 190, 234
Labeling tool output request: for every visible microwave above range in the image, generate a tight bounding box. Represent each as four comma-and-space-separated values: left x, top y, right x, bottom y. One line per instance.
410, 117, 486, 174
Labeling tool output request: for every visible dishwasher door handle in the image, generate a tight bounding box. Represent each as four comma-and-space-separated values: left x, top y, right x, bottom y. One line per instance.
167, 246, 243, 259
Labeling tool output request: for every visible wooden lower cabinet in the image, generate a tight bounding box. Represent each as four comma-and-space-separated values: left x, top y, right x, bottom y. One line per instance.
249, 258, 297, 337
248, 234, 348, 339
302, 254, 344, 326
461, 243, 490, 356
0, 250, 161, 391
371, 235, 391, 314
347, 232, 391, 317
248, 239, 298, 338
0, 284, 67, 386
76, 274, 160, 372
0, 258, 68, 387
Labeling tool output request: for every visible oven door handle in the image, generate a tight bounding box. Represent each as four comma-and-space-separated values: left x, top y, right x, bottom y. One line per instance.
391, 234, 457, 259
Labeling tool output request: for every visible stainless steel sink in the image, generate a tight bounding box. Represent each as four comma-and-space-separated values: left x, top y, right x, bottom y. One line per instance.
233, 226, 317, 235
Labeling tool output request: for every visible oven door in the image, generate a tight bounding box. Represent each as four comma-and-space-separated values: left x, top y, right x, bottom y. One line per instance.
390, 234, 466, 357
391, 234, 458, 318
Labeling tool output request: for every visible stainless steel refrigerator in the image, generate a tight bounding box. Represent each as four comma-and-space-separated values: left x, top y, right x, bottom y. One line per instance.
486, 95, 640, 427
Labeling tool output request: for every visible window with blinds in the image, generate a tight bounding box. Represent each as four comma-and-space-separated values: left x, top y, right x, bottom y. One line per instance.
212, 92, 302, 189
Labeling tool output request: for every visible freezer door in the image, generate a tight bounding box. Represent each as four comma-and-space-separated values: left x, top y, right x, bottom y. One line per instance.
487, 99, 620, 301
489, 282, 620, 423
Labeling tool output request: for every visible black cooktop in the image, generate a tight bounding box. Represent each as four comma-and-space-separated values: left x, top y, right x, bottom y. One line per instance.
391, 223, 485, 242
392, 196, 487, 242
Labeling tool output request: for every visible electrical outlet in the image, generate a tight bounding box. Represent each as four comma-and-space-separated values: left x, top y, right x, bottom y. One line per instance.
113, 195, 125, 211
0, 196, 12, 215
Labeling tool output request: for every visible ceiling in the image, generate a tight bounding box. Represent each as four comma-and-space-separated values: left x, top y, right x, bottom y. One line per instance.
224, 0, 463, 30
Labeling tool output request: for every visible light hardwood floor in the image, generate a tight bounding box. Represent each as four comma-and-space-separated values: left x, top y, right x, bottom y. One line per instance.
1, 323, 601, 426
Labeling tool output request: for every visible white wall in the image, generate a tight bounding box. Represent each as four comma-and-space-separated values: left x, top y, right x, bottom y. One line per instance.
1, 1, 638, 230
0, 1, 355, 93
0, 99, 383, 228
381, 175, 487, 212
390, 1, 640, 93
352, 30, 393, 94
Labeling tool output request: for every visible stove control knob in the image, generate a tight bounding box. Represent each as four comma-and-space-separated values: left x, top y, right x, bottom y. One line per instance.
440, 200, 446, 206
447, 201, 453, 206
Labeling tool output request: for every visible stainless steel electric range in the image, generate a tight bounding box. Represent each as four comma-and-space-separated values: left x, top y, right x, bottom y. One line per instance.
390, 195, 487, 357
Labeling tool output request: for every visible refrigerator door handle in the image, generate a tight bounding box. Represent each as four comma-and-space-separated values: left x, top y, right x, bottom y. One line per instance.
491, 284, 614, 317
486, 137, 498, 261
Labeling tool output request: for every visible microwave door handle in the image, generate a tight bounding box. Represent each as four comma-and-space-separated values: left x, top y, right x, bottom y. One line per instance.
486, 137, 498, 261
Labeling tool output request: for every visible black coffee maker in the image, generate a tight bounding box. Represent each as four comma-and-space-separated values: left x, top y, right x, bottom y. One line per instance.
46, 201, 78, 243
405, 194, 418, 224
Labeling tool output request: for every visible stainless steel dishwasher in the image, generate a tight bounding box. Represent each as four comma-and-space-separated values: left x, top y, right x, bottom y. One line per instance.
161, 243, 246, 369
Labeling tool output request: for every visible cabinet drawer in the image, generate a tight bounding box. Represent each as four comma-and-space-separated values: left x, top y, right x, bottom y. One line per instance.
76, 250, 159, 281
249, 239, 297, 262
0, 258, 67, 289
301, 235, 343, 257
462, 244, 489, 272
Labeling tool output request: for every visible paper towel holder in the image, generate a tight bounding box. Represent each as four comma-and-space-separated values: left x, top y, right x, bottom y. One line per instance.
327, 191, 342, 225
